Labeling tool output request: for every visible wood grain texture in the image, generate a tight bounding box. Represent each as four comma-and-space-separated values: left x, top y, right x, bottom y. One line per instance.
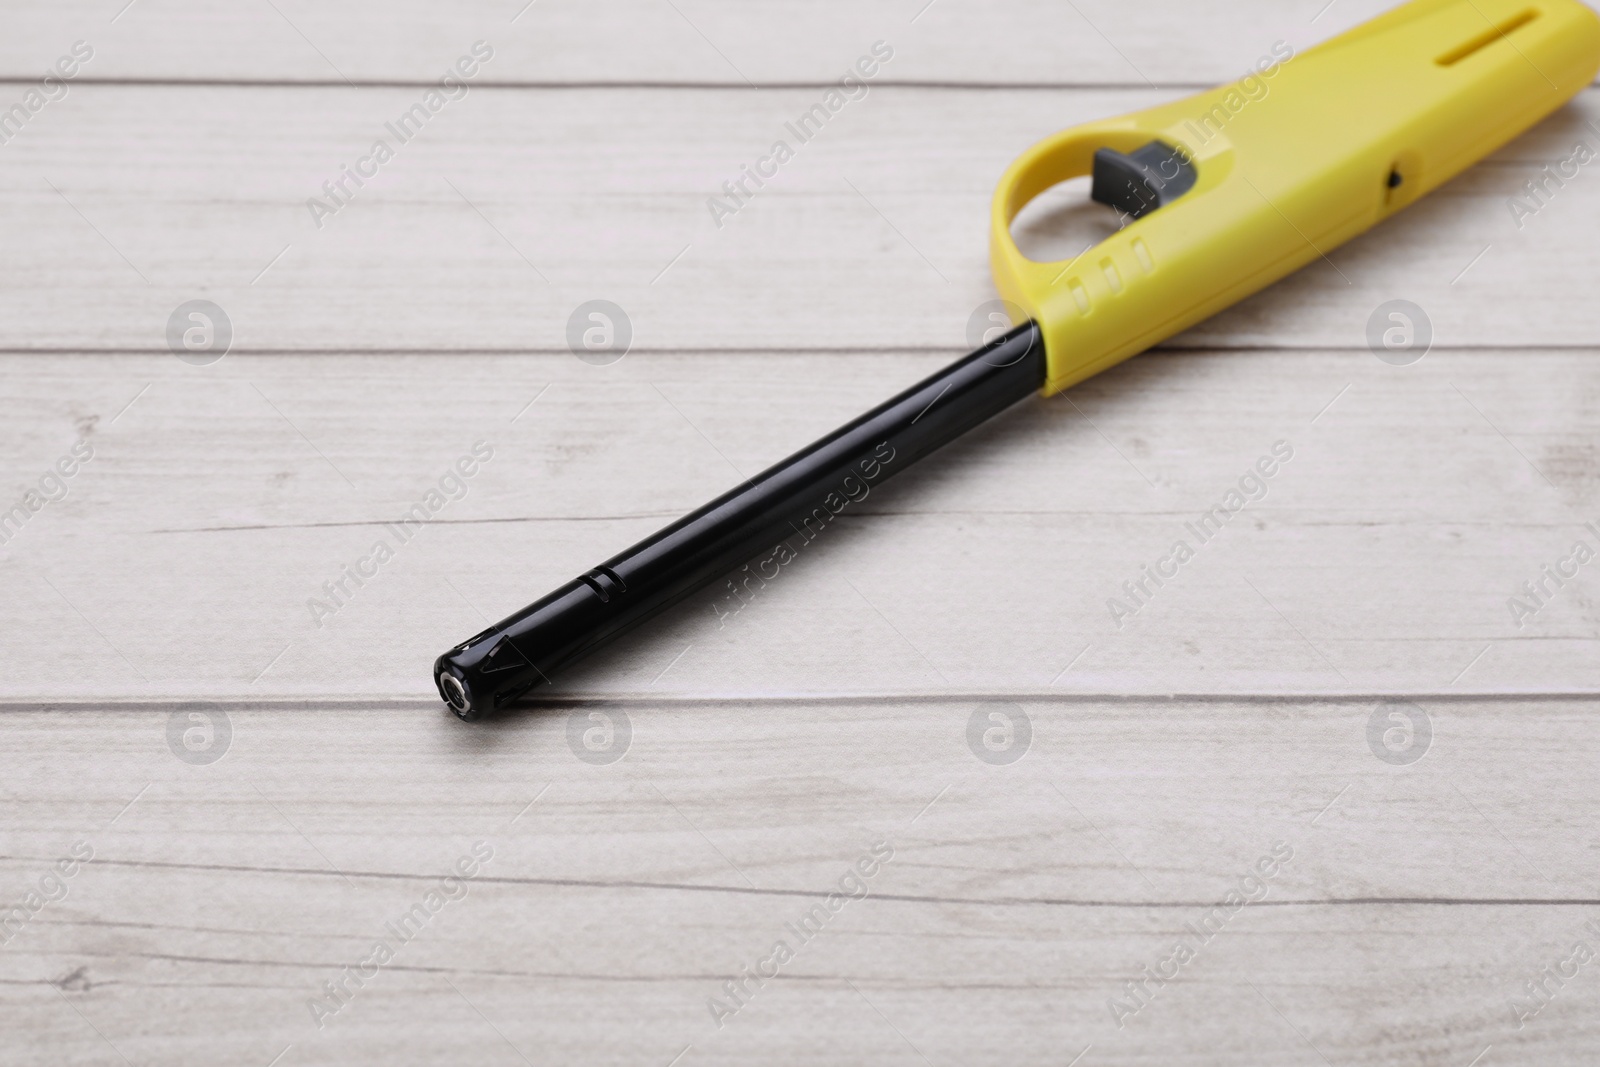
2, 701, 1598, 1066
3, 346, 1600, 702
4, 0, 1600, 1062
0, 86, 1593, 352
0, 0, 1405, 86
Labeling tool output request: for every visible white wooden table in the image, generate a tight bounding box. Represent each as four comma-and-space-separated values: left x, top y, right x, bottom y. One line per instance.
4, 1, 1600, 1063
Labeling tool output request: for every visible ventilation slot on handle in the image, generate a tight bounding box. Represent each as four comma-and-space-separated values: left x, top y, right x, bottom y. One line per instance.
1436, 9, 1539, 67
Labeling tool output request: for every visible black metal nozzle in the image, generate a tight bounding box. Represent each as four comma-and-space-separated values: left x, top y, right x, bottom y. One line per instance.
434, 322, 1047, 720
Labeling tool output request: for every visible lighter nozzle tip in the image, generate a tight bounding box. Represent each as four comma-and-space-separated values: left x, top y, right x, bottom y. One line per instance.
439, 673, 474, 720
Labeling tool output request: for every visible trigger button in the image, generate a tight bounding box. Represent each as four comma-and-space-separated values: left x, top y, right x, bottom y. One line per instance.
1090, 140, 1197, 220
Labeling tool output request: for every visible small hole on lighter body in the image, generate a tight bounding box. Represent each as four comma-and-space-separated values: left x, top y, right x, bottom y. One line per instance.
440, 673, 469, 713
1384, 166, 1406, 207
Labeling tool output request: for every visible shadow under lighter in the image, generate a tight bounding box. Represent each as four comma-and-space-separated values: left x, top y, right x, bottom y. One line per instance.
434, 324, 1046, 720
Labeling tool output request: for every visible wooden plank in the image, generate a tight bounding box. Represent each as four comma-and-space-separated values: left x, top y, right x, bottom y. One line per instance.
2, 347, 1597, 702
4, 4, 1598, 1065
0, 86, 1593, 353
1, 699, 1597, 1064
0, 0, 1405, 86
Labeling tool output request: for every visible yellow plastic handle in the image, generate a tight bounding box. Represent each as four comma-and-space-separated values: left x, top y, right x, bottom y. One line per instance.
991, 0, 1600, 395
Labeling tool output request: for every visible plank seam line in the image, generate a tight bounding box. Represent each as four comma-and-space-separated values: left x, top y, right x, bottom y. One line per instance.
3, 78, 1597, 92
6, 691, 1600, 711
1, 344, 1597, 357
140, 514, 1600, 534
0, 78, 1247, 91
